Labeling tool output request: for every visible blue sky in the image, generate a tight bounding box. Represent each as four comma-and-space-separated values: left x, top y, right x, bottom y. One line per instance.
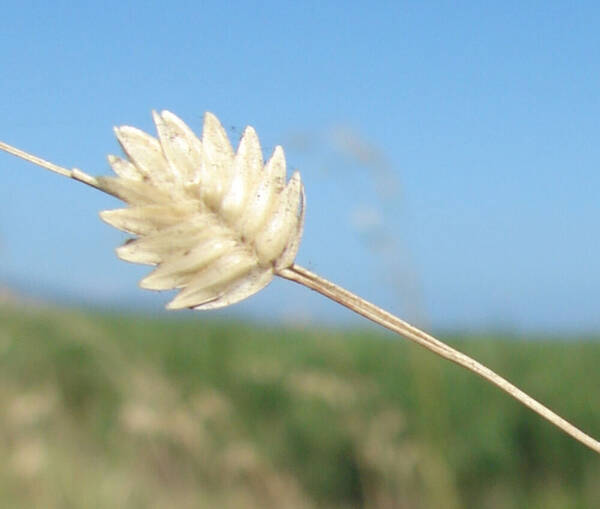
1, 1, 599, 332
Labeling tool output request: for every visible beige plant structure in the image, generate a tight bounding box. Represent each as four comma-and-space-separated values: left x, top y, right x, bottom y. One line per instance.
102, 111, 304, 310
1, 111, 599, 455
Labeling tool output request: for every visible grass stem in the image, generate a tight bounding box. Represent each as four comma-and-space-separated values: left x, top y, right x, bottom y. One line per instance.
279, 264, 600, 455
3, 135, 599, 455
0, 140, 102, 190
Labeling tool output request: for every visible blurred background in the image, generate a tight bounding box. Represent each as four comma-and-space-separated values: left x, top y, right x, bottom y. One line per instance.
0, 2, 599, 508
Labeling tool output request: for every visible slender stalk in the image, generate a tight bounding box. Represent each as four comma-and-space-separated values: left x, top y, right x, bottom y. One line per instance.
0, 140, 102, 191
2, 138, 599, 455
279, 264, 600, 455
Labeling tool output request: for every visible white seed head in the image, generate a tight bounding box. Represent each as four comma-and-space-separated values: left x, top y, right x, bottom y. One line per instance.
99, 111, 305, 310
2, 113, 599, 455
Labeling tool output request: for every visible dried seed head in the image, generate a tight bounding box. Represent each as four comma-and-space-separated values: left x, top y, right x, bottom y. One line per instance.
2, 113, 599, 455
99, 111, 305, 310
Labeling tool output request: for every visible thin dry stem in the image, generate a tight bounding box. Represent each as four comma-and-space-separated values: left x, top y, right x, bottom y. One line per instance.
279, 264, 600, 455
2, 137, 599, 455
0, 140, 103, 191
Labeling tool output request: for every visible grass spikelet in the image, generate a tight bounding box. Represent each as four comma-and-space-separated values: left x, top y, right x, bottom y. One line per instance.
1, 111, 598, 455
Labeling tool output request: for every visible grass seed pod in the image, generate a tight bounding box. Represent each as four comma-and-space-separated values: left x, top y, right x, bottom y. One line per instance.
0, 112, 598, 455
98, 111, 305, 310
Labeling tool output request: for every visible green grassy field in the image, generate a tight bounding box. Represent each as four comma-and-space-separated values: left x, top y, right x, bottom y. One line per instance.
0, 301, 598, 508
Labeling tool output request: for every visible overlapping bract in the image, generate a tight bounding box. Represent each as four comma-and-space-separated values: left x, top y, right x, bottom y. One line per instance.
98, 111, 305, 310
